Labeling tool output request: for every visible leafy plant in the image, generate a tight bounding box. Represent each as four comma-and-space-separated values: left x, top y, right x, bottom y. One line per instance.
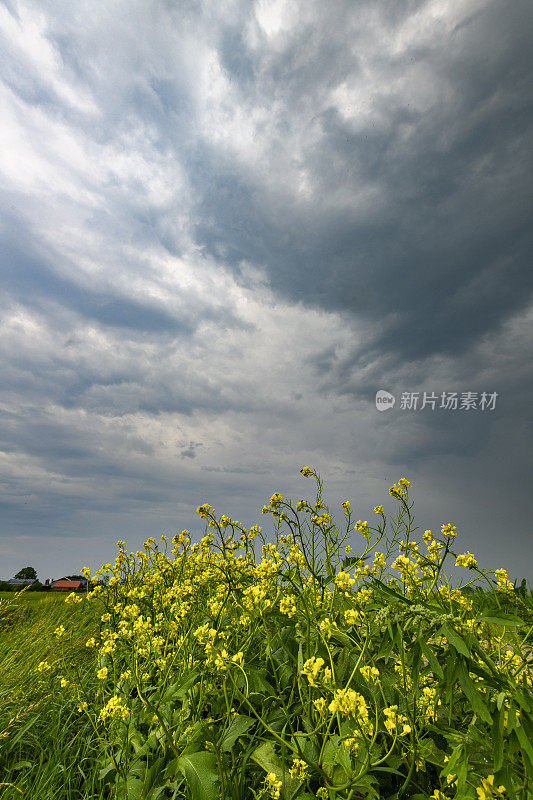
56, 469, 533, 799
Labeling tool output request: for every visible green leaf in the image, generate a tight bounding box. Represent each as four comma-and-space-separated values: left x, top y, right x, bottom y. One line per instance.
419, 640, 444, 680
371, 578, 411, 605
160, 670, 201, 703
418, 737, 447, 765
440, 744, 463, 778
98, 762, 117, 782
478, 614, 524, 627
246, 667, 275, 695
441, 623, 471, 657
514, 723, 533, 770
250, 741, 281, 776
330, 628, 352, 647
342, 556, 363, 569
457, 660, 492, 724
220, 715, 255, 752
493, 703, 505, 771
250, 741, 299, 799
497, 691, 508, 711
121, 778, 144, 800
177, 751, 220, 800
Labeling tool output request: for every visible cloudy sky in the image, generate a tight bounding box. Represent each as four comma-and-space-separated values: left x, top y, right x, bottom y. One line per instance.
1, 0, 532, 583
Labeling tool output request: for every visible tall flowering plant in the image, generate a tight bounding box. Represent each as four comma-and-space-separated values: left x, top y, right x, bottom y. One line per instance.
58, 469, 532, 800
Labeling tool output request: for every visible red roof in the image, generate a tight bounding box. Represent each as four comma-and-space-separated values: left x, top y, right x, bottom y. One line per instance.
51, 579, 84, 590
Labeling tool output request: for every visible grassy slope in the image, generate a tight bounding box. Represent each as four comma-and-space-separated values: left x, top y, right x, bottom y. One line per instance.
0, 592, 101, 800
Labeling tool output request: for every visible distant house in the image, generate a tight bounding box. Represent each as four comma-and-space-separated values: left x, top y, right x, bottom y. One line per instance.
6, 578, 37, 586
50, 578, 87, 592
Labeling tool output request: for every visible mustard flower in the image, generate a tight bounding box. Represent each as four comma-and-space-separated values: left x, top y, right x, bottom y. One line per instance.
264, 772, 282, 799
300, 466, 313, 477
456, 552, 478, 570
476, 775, 506, 799
328, 688, 368, 720
301, 656, 324, 687
268, 492, 283, 509
98, 695, 129, 724
344, 608, 360, 625
319, 618, 336, 639
359, 665, 380, 683
97, 667, 108, 680
289, 759, 309, 781
441, 523, 457, 539
313, 697, 327, 714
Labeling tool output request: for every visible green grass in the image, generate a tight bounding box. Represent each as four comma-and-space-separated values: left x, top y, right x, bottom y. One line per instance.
0, 591, 102, 800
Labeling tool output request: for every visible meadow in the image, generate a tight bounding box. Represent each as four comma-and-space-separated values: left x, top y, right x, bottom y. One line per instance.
1, 468, 532, 800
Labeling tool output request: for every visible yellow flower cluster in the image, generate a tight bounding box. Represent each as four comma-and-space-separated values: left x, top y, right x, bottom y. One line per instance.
476, 774, 506, 799
359, 665, 380, 683
329, 688, 368, 722
279, 594, 298, 617
98, 695, 129, 724
344, 608, 360, 625
318, 617, 336, 639
288, 758, 308, 780
264, 772, 282, 799
334, 570, 355, 590
383, 705, 411, 736
301, 656, 325, 687
441, 523, 457, 539
455, 552, 478, 569
494, 568, 515, 595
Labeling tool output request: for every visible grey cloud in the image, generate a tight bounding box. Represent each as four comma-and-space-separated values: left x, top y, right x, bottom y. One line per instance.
0, 0, 531, 583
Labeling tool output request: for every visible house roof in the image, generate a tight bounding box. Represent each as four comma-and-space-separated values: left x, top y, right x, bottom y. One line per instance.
7, 578, 37, 584
51, 578, 85, 589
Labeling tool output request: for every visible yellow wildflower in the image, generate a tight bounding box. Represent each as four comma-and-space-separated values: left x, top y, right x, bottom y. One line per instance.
456, 552, 478, 569
476, 775, 506, 799
264, 772, 282, 799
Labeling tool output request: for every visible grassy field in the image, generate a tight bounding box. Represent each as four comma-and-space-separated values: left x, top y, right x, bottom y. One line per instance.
0, 591, 100, 799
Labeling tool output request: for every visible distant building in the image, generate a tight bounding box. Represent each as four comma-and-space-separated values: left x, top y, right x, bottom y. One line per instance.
6, 578, 37, 586
50, 578, 87, 592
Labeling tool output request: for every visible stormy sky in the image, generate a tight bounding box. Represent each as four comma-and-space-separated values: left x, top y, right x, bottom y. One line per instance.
1, 0, 532, 583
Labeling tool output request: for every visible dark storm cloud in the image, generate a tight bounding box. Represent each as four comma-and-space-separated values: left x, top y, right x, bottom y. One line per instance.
188, 0, 533, 363
0, 0, 531, 582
